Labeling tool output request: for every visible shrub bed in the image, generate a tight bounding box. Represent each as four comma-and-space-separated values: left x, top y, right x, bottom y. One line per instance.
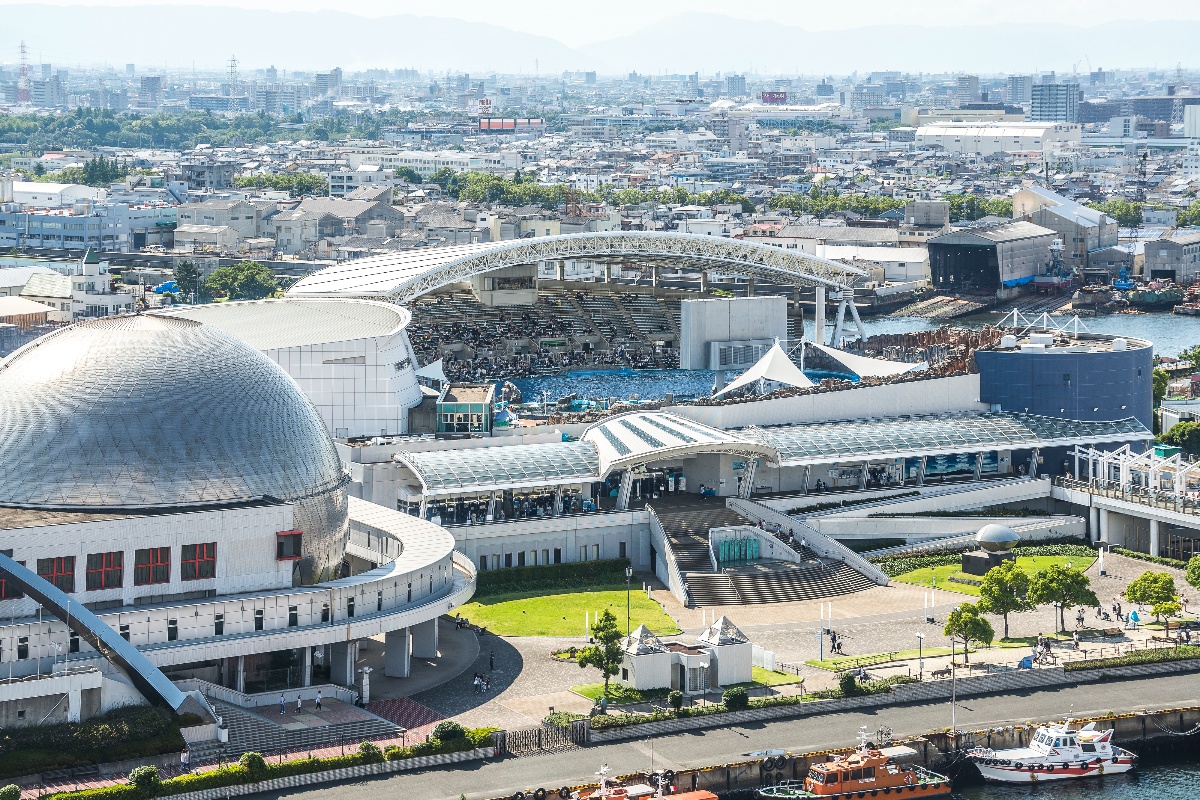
43, 729, 497, 800
870, 541, 1095, 577
1110, 548, 1188, 570
588, 676, 916, 730
788, 492, 919, 515
475, 559, 630, 597
1063, 645, 1200, 673
0, 706, 188, 780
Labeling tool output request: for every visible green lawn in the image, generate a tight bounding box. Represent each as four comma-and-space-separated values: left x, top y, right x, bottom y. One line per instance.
571, 683, 670, 703
891, 554, 1096, 597
457, 586, 681, 637
805, 646, 956, 670
751, 666, 803, 685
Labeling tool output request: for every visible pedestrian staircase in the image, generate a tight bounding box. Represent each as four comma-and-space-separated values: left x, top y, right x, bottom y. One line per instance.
210, 700, 404, 757
651, 503, 878, 607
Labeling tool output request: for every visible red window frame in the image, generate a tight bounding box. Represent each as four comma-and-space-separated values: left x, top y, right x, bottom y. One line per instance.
276, 530, 303, 561
85, 551, 123, 591
0, 555, 24, 599
36, 556, 75, 593
134, 547, 171, 586
181, 543, 216, 581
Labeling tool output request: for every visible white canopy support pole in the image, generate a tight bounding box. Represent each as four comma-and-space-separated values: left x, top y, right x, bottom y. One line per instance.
831, 292, 848, 348
814, 286, 826, 345
846, 289, 867, 342
616, 470, 634, 511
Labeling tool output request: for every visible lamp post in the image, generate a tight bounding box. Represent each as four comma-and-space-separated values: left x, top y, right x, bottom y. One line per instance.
916, 633, 924, 681
625, 565, 633, 636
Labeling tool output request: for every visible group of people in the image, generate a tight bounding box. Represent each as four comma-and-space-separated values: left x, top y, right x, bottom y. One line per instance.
828, 629, 846, 655
278, 690, 324, 715
472, 673, 493, 693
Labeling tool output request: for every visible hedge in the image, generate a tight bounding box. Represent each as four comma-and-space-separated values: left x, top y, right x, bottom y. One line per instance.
474, 559, 630, 597
589, 676, 916, 730
1063, 645, 1200, 673
0, 706, 190, 780
1110, 547, 1189, 570
789, 492, 919, 515
42, 729, 498, 800
870, 541, 1096, 577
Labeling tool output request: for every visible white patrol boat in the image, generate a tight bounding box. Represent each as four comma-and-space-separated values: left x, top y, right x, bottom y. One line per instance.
966, 721, 1137, 783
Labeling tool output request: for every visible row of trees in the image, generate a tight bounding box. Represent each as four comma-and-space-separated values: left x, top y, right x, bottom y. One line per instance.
1085, 198, 1200, 228
172, 260, 278, 302
233, 173, 329, 198
427, 169, 756, 213
946, 559, 1199, 659
769, 188, 1012, 222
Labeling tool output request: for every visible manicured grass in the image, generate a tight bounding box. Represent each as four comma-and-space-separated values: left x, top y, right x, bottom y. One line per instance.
457, 586, 681, 637
891, 554, 1096, 597
752, 666, 803, 685
805, 646, 956, 670
571, 683, 669, 703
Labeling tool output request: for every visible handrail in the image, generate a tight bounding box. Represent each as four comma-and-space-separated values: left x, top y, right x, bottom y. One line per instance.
797, 477, 1045, 518
726, 497, 889, 585
174, 678, 356, 708
645, 505, 691, 607
1056, 476, 1200, 517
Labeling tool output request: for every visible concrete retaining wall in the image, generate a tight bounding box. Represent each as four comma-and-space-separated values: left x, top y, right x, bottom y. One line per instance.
586, 657, 1200, 743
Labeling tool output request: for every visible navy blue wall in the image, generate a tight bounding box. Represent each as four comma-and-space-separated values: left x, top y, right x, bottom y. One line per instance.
975, 345, 1154, 431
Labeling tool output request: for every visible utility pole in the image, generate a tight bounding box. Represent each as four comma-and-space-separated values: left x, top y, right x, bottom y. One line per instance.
18, 41, 31, 104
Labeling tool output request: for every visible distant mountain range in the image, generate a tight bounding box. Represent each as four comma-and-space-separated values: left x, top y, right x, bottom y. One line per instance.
3, 5, 1200, 75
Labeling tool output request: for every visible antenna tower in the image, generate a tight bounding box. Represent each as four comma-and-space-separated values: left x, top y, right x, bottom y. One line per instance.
17, 41, 31, 103
227, 55, 239, 94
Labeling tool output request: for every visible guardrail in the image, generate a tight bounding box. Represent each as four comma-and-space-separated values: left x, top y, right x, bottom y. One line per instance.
1056, 477, 1200, 517
726, 498, 889, 586
646, 505, 691, 607
173, 678, 357, 709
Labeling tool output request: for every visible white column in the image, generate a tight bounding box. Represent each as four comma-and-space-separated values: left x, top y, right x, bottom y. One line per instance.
1149, 518, 1160, 557
67, 688, 81, 723
616, 470, 634, 511
1098, 508, 1110, 545
1089, 504, 1100, 542
235, 655, 245, 693
974, 452, 983, 481
384, 628, 411, 678
814, 286, 826, 345
330, 641, 355, 685
411, 618, 439, 659
301, 648, 313, 687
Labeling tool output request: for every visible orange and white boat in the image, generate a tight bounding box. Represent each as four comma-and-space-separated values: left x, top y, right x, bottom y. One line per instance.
966, 720, 1136, 783
758, 730, 951, 799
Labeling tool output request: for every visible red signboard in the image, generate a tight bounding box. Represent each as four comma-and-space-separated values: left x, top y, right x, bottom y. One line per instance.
760, 91, 789, 104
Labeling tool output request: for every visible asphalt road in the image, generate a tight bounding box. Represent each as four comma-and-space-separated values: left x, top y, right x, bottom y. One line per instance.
256, 673, 1200, 800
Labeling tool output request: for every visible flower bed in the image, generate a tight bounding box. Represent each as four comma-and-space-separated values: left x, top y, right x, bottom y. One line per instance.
588, 676, 916, 731
33, 729, 496, 800
1063, 645, 1200, 672
1110, 547, 1188, 570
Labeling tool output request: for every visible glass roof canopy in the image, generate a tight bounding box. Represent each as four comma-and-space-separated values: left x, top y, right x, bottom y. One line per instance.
397, 441, 600, 495
393, 412, 1151, 497
748, 413, 1150, 466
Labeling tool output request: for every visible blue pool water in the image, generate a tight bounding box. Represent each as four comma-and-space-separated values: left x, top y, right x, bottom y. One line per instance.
508, 368, 857, 404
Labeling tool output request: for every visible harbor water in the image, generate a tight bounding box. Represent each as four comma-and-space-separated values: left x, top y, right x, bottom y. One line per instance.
953, 755, 1194, 800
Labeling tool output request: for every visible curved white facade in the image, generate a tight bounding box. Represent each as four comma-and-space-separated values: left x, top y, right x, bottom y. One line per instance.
161, 298, 423, 438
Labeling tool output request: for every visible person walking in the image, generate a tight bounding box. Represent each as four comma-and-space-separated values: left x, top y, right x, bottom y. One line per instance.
296, 693, 302, 714
180, 749, 190, 773
279, 693, 286, 716
489, 650, 495, 671
314, 690, 322, 711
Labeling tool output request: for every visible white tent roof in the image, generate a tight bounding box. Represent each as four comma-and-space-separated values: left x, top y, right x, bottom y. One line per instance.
414, 358, 447, 383
713, 343, 814, 398
809, 342, 927, 379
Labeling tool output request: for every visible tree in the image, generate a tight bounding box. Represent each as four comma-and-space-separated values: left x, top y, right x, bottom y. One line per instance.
394, 166, 422, 184
1187, 554, 1200, 592
977, 560, 1033, 639
1161, 421, 1200, 455
943, 602, 994, 663
203, 260, 278, 301
1179, 344, 1200, 367
722, 686, 750, 709
1124, 570, 1178, 622
1027, 565, 1099, 632
172, 259, 203, 301
576, 609, 624, 696
1153, 367, 1170, 407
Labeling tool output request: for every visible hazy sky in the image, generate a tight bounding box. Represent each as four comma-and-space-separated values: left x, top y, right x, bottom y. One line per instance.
4, 0, 1200, 45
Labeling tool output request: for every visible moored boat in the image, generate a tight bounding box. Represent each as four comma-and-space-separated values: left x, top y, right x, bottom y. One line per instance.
758, 729, 952, 799
966, 720, 1136, 783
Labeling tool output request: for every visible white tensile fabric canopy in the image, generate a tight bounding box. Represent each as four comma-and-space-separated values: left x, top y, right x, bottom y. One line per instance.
414, 358, 448, 383
713, 343, 814, 397
809, 342, 927, 378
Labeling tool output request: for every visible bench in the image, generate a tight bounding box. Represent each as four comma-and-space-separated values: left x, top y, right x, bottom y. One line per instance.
1102, 627, 1123, 637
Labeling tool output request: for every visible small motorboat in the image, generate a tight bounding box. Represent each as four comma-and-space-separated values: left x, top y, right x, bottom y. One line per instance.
966, 720, 1137, 783
759, 728, 952, 799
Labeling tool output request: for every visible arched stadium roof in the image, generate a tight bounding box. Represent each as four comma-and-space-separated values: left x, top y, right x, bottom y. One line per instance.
287, 232, 868, 303
582, 410, 779, 477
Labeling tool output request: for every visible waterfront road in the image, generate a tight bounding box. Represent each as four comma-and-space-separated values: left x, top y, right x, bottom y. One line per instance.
257, 673, 1200, 800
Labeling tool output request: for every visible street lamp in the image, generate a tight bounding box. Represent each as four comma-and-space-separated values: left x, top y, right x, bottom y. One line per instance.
625, 565, 633, 636
916, 633, 925, 681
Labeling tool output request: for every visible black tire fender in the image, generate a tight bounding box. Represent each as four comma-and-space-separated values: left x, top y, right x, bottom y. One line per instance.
559, 789, 571, 799
534, 789, 547, 800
